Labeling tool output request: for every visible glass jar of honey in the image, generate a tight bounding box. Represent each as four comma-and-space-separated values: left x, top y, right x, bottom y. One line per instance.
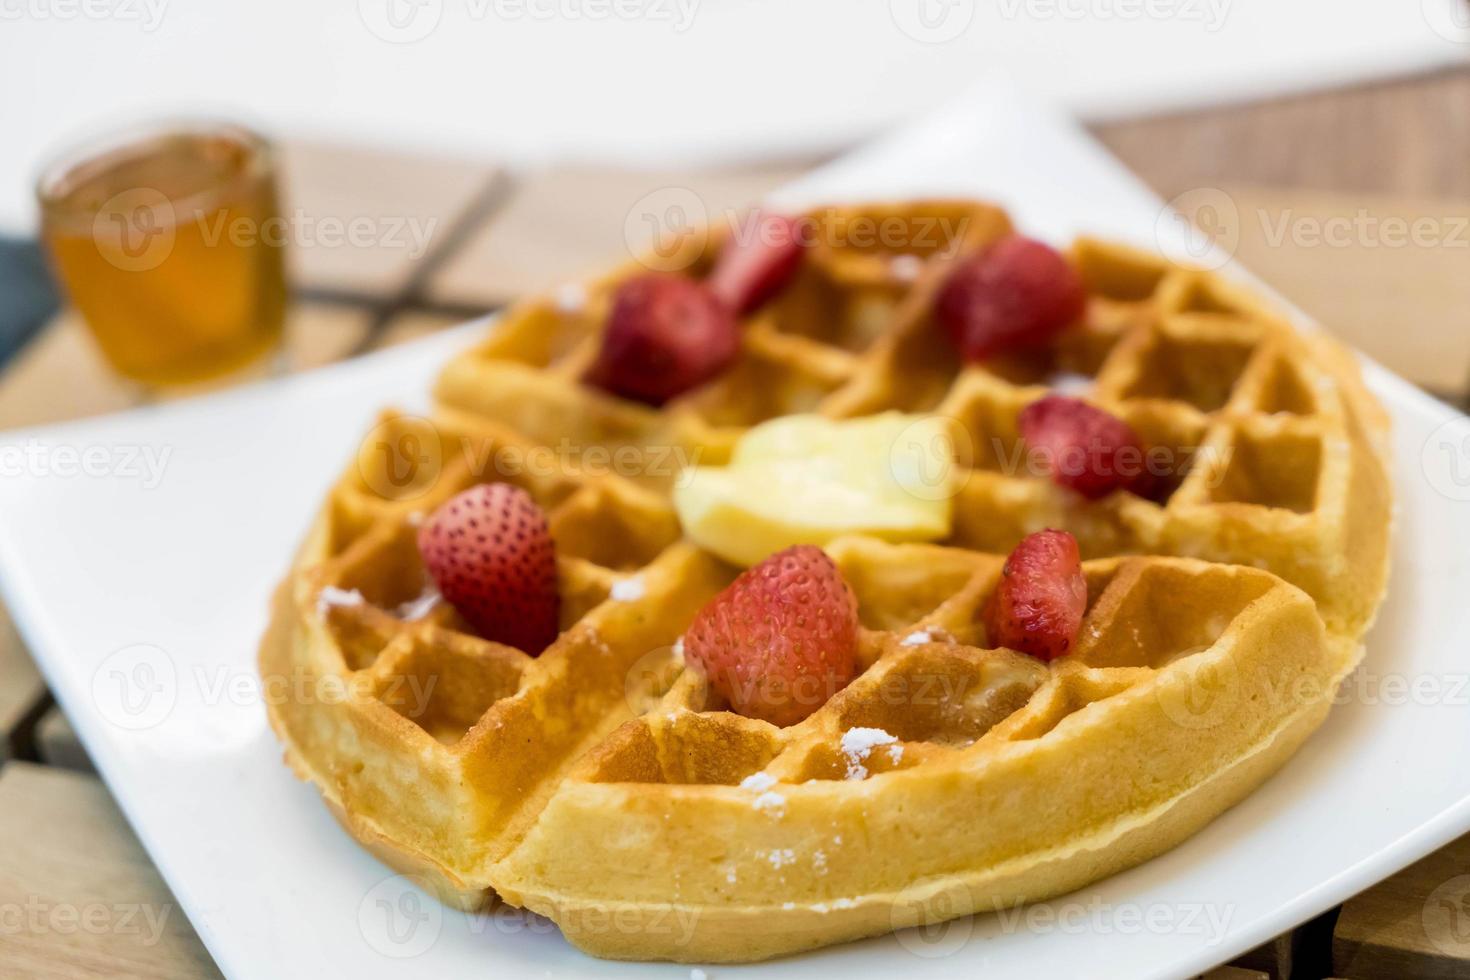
37, 122, 288, 386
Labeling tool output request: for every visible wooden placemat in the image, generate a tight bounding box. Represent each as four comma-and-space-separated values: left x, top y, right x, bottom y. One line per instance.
0, 762, 222, 979
1334, 835, 1470, 978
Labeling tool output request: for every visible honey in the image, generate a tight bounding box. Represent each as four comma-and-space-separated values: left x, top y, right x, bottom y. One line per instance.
38, 124, 287, 385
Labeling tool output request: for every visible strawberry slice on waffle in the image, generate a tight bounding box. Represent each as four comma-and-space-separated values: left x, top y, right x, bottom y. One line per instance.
583, 274, 740, 406
684, 544, 859, 726
935, 235, 1085, 360
706, 211, 806, 315
984, 529, 1087, 662
417, 483, 561, 654
1018, 394, 1148, 500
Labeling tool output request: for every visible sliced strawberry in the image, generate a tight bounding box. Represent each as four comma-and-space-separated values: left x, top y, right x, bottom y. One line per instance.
705, 211, 806, 315
583, 273, 740, 406
934, 235, 1085, 361
417, 483, 560, 654
984, 530, 1087, 662
683, 545, 858, 727
1018, 394, 1146, 500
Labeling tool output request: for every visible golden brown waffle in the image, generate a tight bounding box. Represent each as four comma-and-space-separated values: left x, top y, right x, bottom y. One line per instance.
434, 201, 1013, 487
494, 538, 1356, 961
928, 243, 1392, 636
437, 214, 1389, 634
262, 406, 725, 900
261, 199, 1392, 962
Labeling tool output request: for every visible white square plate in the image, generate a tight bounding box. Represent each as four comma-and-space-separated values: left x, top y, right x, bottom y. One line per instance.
4, 82, 1470, 980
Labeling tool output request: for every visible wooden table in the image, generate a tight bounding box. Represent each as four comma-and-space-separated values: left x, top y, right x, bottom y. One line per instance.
3, 67, 1469, 979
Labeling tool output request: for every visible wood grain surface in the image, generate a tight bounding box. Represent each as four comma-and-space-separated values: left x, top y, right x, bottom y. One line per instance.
34, 707, 91, 774
1334, 834, 1470, 979
0, 762, 222, 979
1093, 68, 1470, 201
0, 604, 42, 763
278, 141, 498, 301
426, 163, 811, 308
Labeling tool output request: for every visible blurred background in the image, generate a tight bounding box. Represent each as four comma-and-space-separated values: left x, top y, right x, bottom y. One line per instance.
2, 2, 1470, 977
3, 0, 1470, 422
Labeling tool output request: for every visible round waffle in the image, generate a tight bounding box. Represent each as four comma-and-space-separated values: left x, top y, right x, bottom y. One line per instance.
260, 199, 1391, 962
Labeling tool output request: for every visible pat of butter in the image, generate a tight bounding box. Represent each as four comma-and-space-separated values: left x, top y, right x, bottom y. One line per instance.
673, 412, 955, 567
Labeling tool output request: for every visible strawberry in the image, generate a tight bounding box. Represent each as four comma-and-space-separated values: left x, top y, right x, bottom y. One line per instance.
417, 483, 560, 654
1018, 394, 1146, 500
934, 235, 1085, 361
706, 211, 806, 315
984, 530, 1087, 662
583, 273, 740, 406
683, 545, 858, 727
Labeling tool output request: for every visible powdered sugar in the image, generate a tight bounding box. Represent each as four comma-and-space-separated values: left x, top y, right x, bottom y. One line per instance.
315, 586, 364, 618
740, 772, 785, 817
610, 576, 646, 601
900, 630, 931, 646
1045, 371, 1095, 397
764, 848, 795, 869
739, 772, 776, 793
751, 791, 787, 817
395, 587, 441, 621
553, 282, 587, 314
840, 726, 899, 780
889, 254, 924, 281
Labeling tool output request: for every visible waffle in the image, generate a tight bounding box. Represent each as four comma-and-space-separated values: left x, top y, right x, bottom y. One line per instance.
261, 199, 1392, 962
434, 201, 1013, 488
496, 540, 1355, 962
